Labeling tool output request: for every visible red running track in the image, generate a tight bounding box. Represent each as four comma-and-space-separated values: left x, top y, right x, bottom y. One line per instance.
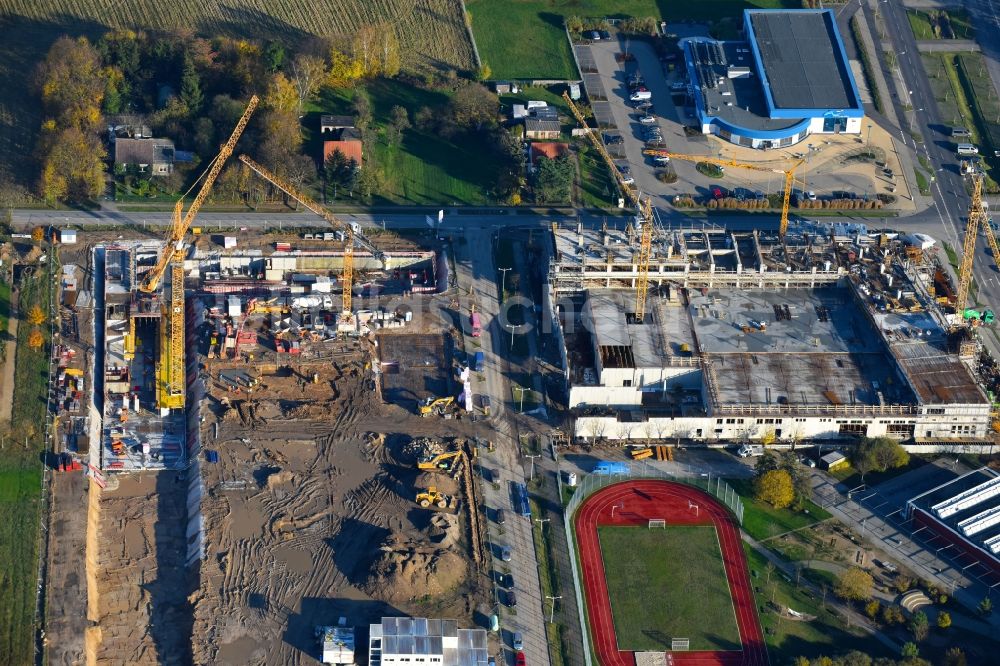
574, 480, 767, 666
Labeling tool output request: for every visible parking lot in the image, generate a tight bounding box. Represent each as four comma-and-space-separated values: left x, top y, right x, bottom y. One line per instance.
578, 33, 905, 210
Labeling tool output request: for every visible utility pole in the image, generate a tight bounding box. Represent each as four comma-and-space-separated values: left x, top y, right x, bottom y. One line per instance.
535, 517, 550, 531
545, 595, 562, 623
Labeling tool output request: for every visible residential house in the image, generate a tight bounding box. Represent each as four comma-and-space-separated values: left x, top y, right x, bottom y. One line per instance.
528, 142, 570, 168
524, 118, 561, 140
114, 138, 176, 175
320, 115, 355, 135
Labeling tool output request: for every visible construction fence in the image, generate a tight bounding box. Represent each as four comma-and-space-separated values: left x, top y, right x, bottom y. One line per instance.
561, 461, 744, 666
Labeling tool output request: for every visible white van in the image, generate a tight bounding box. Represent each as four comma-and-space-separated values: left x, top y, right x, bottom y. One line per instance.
629, 89, 652, 102
956, 143, 979, 156
737, 444, 764, 458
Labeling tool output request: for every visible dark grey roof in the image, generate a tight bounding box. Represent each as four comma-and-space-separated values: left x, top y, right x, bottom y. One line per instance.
321, 114, 354, 130
749, 11, 855, 110
114, 138, 175, 165
525, 118, 561, 133
530, 106, 558, 120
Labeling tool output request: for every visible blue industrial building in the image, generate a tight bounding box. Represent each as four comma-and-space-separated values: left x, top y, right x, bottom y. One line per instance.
680, 9, 865, 149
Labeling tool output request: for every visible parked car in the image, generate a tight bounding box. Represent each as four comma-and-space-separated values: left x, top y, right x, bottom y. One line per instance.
711, 185, 724, 199
515, 652, 527, 666
500, 545, 512, 562
589, 30, 601, 40
799, 456, 816, 468
495, 508, 506, 525
498, 572, 514, 589
639, 114, 656, 124
806, 190, 817, 201
653, 156, 670, 165
599, 29, 611, 40
603, 133, 624, 145
512, 632, 524, 651
503, 589, 517, 608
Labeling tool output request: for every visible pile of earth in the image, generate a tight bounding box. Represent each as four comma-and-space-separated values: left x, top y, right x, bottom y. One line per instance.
362, 533, 466, 603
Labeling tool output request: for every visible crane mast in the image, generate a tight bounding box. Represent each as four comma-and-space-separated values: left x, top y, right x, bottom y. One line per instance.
238, 155, 387, 314
562, 92, 654, 322
956, 172, 997, 318
140, 94, 259, 294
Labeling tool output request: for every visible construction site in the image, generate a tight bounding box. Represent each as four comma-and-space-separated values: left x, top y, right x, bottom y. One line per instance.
554, 139, 999, 447
43, 97, 496, 665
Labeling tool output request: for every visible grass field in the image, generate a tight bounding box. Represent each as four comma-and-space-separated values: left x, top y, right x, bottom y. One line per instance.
0, 262, 52, 665
598, 525, 740, 652
0, 279, 10, 347
743, 545, 890, 662
729, 478, 831, 542
466, 0, 795, 79
921, 54, 966, 128
955, 53, 1000, 153
906, 9, 974, 40
577, 143, 618, 209
310, 80, 502, 204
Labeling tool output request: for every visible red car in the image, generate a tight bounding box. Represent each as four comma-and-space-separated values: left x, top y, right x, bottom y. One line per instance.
711, 186, 724, 199
515, 652, 526, 666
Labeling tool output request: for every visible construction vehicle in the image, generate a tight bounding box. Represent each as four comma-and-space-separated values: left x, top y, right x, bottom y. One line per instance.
415, 487, 456, 509
955, 171, 1000, 324
564, 91, 654, 322
417, 450, 462, 472
137, 95, 259, 410
662, 152, 804, 237
238, 155, 387, 316
740, 319, 767, 333
418, 396, 455, 417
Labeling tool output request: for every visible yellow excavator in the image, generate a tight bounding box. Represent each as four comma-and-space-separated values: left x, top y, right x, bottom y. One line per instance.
418, 396, 455, 417
417, 450, 462, 472
415, 487, 456, 509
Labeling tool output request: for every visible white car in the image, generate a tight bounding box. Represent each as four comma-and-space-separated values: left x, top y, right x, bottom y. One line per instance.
639, 115, 656, 124
806, 191, 817, 201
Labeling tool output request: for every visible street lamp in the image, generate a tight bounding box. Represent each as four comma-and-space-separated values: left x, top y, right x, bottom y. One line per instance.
513, 385, 528, 412
525, 454, 540, 480
545, 595, 562, 623
866, 124, 873, 159
498, 267, 512, 296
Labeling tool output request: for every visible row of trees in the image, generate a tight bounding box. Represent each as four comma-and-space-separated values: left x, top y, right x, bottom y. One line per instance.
792, 646, 968, 666
565, 16, 660, 37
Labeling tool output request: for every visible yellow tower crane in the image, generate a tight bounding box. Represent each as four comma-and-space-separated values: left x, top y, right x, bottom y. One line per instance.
955, 171, 1000, 319
237, 155, 388, 315
562, 92, 654, 322
142, 94, 258, 410
648, 151, 805, 237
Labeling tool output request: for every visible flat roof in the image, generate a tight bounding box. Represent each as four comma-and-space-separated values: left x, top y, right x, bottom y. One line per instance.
909, 468, 1000, 561
690, 288, 912, 407
688, 39, 804, 132
747, 10, 858, 111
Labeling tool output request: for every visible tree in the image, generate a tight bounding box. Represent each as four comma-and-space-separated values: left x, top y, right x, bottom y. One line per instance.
942, 647, 967, 666
327, 48, 364, 88
450, 82, 497, 130
353, 24, 380, 76
265, 72, 298, 114
852, 437, 909, 478
290, 54, 327, 115
476, 63, 492, 82
263, 41, 286, 73
353, 93, 373, 131
900, 642, 919, 659
325, 149, 359, 199
839, 652, 872, 666
754, 469, 794, 509
908, 610, 929, 642
28, 329, 44, 349
835, 567, 873, 601
31, 226, 45, 242
388, 105, 411, 145
881, 604, 905, 625
356, 165, 379, 198
864, 600, 880, 618
978, 595, 993, 616
534, 156, 575, 204
28, 305, 46, 326
38, 126, 106, 203
378, 25, 401, 77
565, 16, 584, 33
179, 53, 203, 113
936, 610, 951, 629
35, 36, 105, 131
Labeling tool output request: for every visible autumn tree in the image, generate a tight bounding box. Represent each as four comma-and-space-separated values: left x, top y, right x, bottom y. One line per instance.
900, 643, 919, 659
450, 81, 497, 130
35, 36, 105, 131
31, 226, 45, 242
936, 611, 951, 629
328, 48, 364, 88
943, 647, 967, 666
38, 126, 107, 204
835, 567, 873, 601
352, 23, 400, 77
28, 329, 44, 349
851, 437, 909, 479
290, 54, 327, 115
476, 63, 493, 82
881, 604, 905, 625
264, 72, 298, 114
379, 26, 401, 77
753, 469, 794, 509
28, 305, 46, 326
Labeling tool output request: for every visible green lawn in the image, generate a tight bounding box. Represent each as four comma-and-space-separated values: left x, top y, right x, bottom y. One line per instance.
729, 478, 831, 541
906, 10, 935, 40
598, 525, 740, 651
577, 143, 618, 209
743, 544, 890, 663
0, 262, 52, 664
467, 0, 794, 79
907, 9, 974, 40
308, 80, 502, 205
0, 279, 10, 343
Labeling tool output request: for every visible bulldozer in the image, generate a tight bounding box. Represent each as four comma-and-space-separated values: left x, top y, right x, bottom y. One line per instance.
415, 487, 456, 510
418, 396, 455, 417
417, 449, 462, 473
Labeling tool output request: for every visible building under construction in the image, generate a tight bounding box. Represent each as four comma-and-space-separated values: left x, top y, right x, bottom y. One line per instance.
551, 220, 994, 445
